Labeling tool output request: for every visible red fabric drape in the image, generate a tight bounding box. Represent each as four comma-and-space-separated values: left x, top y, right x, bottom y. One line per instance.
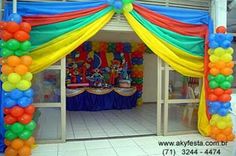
134, 4, 208, 38
22, 5, 108, 26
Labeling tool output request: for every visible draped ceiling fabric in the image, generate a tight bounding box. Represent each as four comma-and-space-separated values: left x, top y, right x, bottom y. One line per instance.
3, 1, 213, 137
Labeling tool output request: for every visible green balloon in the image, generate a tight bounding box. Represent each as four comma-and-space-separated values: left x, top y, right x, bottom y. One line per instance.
122, 0, 133, 4
114, 9, 123, 14
4, 124, 11, 130
25, 121, 36, 131
20, 41, 31, 51
215, 74, 225, 83
10, 122, 24, 134
208, 74, 215, 81
5, 130, 17, 141
209, 80, 218, 89
0, 40, 7, 48
19, 130, 32, 140
0, 48, 14, 57
226, 75, 234, 83
7, 39, 20, 51
220, 81, 231, 90
15, 50, 29, 56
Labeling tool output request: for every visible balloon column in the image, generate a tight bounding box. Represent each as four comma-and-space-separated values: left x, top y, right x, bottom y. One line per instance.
0, 14, 36, 156
131, 45, 145, 106
107, 0, 135, 13
208, 26, 235, 141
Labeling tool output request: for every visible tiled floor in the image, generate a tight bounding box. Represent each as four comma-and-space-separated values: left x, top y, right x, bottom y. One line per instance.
30, 134, 236, 156
66, 104, 157, 139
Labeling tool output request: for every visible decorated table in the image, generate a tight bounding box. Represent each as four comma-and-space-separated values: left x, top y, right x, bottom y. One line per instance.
66, 87, 138, 111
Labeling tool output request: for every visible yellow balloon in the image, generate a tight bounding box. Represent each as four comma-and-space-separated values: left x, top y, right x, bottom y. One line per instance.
217, 121, 227, 129
211, 114, 220, 121
16, 80, 31, 91
0, 74, 8, 82
2, 81, 16, 91
208, 49, 213, 55
221, 54, 232, 62
22, 72, 33, 81
209, 119, 216, 126
213, 48, 225, 56
225, 47, 234, 55
224, 114, 232, 122
209, 55, 219, 63
123, 3, 133, 13
7, 73, 21, 84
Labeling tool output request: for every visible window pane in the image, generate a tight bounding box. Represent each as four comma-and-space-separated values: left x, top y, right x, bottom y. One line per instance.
32, 70, 61, 103
168, 103, 198, 132
169, 71, 200, 99
34, 108, 61, 140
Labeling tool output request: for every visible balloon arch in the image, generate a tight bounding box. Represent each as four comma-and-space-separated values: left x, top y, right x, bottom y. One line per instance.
0, 0, 235, 155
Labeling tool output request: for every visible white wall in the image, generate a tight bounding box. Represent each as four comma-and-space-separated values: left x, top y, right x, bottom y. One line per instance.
143, 53, 157, 103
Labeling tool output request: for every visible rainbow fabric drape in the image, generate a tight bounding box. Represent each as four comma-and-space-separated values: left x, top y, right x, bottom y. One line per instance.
3, 1, 214, 137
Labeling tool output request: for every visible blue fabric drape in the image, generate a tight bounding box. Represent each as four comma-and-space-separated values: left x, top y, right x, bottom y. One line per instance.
3, 0, 107, 20
66, 91, 138, 111
0, 81, 5, 153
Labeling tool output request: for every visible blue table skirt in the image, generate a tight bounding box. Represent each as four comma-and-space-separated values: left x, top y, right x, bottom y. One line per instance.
66, 91, 138, 111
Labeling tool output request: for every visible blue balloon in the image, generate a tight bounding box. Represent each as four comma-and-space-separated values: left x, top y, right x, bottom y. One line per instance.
209, 41, 219, 49
114, 1, 123, 10
4, 98, 16, 108
221, 40, 231, 48
208, 34, 215, 42
211, 101, 221, 109
10, 89, 23, 100
209, 108, 217, 114
218, 108, 228, 116
3, 91, 10, 97
226, 34, 233, 42
7, 13, 22, 23
17, 97, 32, 107
222, 102, 231, 108
24, 89, 34, 97
215, 34, 226, 43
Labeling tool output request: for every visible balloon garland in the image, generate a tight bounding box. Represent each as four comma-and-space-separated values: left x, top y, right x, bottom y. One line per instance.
208, 26, 235, 141
107, 0, 135, 13
0, 14, 36, 156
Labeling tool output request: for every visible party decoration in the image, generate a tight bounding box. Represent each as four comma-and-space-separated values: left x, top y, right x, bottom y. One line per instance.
107, 0, 134, 13
207, 26, 235, 141
1, 14, 36, 155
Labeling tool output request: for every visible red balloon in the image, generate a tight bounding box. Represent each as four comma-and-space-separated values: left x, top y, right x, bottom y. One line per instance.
14, 30, 30, 42
20, 22, 31, 33
18, 114, 32, 124
225, 89, 232, 94
208, 94, 218, 101
4, 115, 17, 124
216, 26, 226, 33
4, 108, 11, 114
213, 88, 224, 96
0, 21, 7, 30
6, 22, 20, 33
10, 106, 24, 118
24, 105, 35, 115
219, 94, 231, 102
1, 30, 13, 41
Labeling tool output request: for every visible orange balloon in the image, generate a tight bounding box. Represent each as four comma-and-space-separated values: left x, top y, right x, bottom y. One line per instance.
18, 146, 31, 156
5, 147, 18, 156
211, 126, 221, 135
1, 30, 13, 41
215, 61, 225, 69
226, 61, 234, 68
209, 68, 219, 75
14, 64, 28, 75
208, 62, 215, 68
223, 127, 232, 135
227, 134, 235, 141
7, 56, 21, 67
11, 139, 24, 150
10, 106, 24, 117
1, 64, 14, 75
20, 56, 32, 66
216, 26, 226, 33
24, 137, 35, 147
216, 134, 227, 142
213, 88, 224, 96
208, 94, 218, 101
6, 22, 20, 33
14, 30, 30, 42
221, 68, 233, 75
20, 22, 32, 33
4, 139, 11, 146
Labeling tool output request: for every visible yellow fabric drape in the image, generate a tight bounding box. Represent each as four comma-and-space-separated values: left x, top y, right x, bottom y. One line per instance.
124, 12, 210, 136
124, 12, 204, 78
198, 82, 210, 136
29, 10, 114, 73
